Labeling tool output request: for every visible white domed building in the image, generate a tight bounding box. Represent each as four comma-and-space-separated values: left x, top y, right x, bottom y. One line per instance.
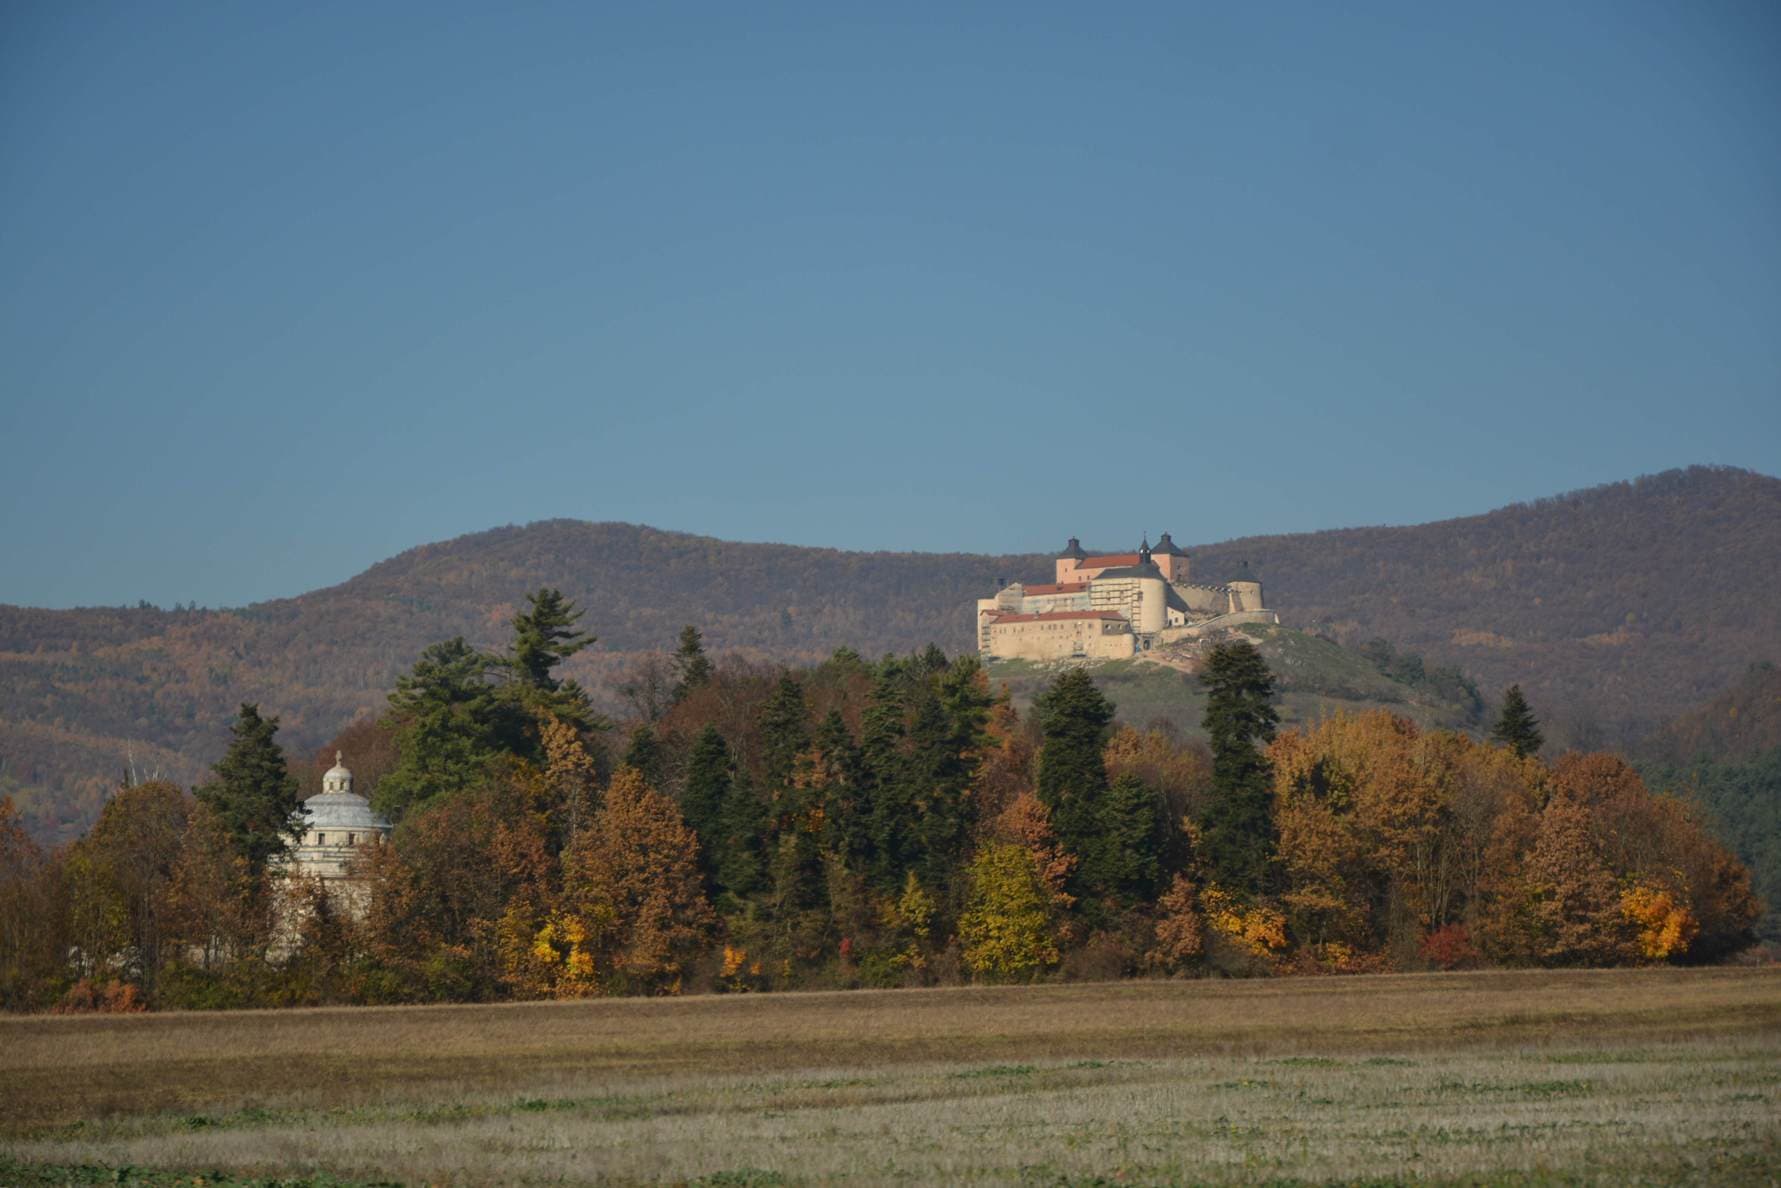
285, 752, 391, 905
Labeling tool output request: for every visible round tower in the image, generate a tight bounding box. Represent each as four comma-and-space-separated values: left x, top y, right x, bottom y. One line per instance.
1226, 562, 1264, 612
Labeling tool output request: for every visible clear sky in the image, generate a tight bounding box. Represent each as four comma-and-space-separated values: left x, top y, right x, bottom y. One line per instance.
3, 2, 1777, 609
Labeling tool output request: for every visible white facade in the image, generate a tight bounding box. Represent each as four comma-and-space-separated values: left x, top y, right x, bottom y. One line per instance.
977, 535, 1278, 661
287, 753, 391, 886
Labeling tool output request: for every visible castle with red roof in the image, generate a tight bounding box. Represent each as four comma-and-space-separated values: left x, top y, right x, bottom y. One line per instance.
976, 534, 1276, 661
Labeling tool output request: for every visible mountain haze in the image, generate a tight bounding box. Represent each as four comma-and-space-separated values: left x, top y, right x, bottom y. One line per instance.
2, 465, 1776, 841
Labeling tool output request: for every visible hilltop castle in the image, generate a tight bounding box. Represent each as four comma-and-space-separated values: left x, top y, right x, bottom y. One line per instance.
976, 534, 1278, 662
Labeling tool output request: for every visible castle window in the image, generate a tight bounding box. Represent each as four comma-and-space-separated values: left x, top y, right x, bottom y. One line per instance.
347, 833, 356, 846
316, 832, 326, 846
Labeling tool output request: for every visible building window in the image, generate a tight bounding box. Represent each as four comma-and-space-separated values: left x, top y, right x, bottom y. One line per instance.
316, 832, 326, 846
347, 833, 356, 846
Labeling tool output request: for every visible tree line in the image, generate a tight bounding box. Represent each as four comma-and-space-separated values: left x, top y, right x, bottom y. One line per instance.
0, 591, 1761, 1011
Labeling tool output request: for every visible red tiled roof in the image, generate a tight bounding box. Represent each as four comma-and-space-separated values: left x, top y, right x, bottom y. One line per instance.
1078, 553, 1141, 567
1021, 582, 1090, 595
988, 611, 1126, 625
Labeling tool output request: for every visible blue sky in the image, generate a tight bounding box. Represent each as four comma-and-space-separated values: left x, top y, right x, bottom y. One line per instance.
3, 1, 1776, 609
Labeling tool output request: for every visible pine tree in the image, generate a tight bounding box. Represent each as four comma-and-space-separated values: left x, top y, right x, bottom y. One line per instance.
1490, 685, 1545, 758
621, 725, 664, 788
506, 588, 599, 730
1034, 668, 1116, 880
860, 670, 914, 889
1083, 773, 1165, 904
670, 625, 714, 703
509, 588, 593, 690
375, 638, 516, 820
813, 709, 871, 866
714, 771, 767, 897
1198, 640, 1279, 897
907, 658, 992, 897
757, 675, 810, 795
681, 725, 732, 847
196, 704, 301, 876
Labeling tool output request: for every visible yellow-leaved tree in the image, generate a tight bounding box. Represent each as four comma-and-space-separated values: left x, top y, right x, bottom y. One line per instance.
958, 842, 1059, 982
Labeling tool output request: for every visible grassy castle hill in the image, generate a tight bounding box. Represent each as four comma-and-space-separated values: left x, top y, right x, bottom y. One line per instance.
986, 623, 1485, 742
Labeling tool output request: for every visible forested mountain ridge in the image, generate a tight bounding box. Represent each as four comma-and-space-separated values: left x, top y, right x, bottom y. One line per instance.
2, 465, 1776, 843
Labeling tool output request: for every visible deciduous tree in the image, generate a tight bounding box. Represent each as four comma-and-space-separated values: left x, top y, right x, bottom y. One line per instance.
562, 769, 714, 993
959, 842, 1060, 982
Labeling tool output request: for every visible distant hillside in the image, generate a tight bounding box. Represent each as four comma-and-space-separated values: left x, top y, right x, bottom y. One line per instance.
988, 623, 1484, 742
1641, 662, 1781, 767
2, 465, 1776, 843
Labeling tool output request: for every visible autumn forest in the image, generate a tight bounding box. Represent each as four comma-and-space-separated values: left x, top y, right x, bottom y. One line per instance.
0, 587, 1761, 1014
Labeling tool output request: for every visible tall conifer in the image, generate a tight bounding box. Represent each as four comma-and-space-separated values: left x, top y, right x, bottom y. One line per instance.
1198, 640, 1279, 896
1034, 668, 1116, 893
670, 625, 714, 703
1490, 685, 1545, 758
196, 704, 301, 875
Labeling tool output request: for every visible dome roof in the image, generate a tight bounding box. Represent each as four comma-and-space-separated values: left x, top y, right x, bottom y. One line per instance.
303, 788, 389, 832
320, 751, 354, 795
1057, 536, 1088, 560
1153, 532, 1185, 556
304, 752, 389, 832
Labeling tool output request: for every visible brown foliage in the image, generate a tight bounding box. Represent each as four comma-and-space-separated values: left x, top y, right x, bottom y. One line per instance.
1147, 874, 1205, 972
0, 797, 67, 1010
1104, 725, 1213, 824
560, 768, 715, 994
13, 466, 1774, 844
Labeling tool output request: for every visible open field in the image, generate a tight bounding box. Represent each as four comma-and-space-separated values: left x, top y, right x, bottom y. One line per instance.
3, 968, 1780, 1185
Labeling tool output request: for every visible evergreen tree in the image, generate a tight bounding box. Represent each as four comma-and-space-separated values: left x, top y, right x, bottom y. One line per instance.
681, 726, 732, 867
505, 588, 599, 730
908, 657, 993, 897
375, 638, 516, 819
714, 771, 766, 897
196, 704, 301, 875
915, 643, 949, 675
679, 717, 768, 902
1490, 685, 1545, 758
1082, 774, 1165, 904
1035, 668, 1116, 876
812, 709, 871, 868
860, 670, 914, 889
1198, 640, 1279, 897
621, 725, 664, 788
757, 675, 810, 795
670, 625, 714, 703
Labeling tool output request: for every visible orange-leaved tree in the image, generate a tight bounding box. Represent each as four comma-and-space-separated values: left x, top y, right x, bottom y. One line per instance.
561, 767, 714, 995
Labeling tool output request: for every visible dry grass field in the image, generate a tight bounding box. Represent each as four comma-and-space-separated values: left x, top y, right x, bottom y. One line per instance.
3, 968, 1779, 1185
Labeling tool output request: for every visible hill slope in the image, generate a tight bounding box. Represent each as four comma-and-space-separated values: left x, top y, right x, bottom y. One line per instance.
2, 465, 1776, 841
987, 623, 1484, 744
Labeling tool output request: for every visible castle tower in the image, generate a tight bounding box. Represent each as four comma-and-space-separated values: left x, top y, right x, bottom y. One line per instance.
1226, 562, 1264, 613
1151, 531, 1190, 585
1055, 536, 1089, 582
